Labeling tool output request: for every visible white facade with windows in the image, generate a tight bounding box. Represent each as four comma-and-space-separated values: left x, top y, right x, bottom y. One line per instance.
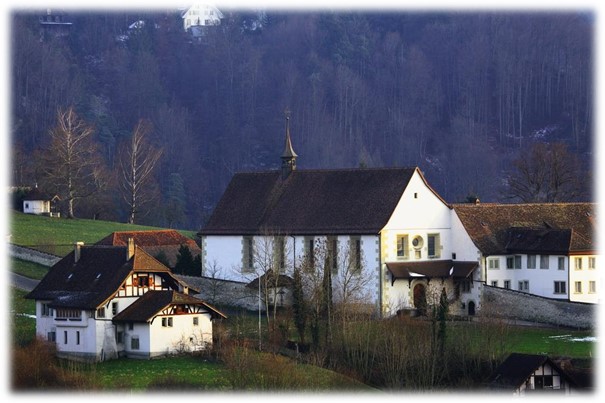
569, 255, 599, 303
181, 3, 223, 31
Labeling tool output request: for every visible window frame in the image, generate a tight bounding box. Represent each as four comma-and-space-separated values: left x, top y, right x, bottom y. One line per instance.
540, 255, 549, 270
589, 281, 596, 294
554, 281, 566, 295
396, 234, 409, 259
504, 280, 511, 289
574, 281, 582, 294
488, 258, 500, 270
427, 233, 440, 258
558, 257, 565, 271
527, 255, 536, 269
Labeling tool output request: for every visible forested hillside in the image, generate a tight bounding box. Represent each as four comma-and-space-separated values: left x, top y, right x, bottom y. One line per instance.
10, 8, 594, 230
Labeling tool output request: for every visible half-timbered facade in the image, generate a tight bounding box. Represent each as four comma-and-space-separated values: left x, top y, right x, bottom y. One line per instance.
26, 239, 225, 361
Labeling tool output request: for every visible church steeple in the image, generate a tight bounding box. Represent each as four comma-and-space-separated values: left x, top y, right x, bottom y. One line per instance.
281, 109, 297, 179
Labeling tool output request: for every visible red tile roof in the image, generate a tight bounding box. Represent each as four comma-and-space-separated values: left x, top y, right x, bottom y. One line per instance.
453, 203, 596, 255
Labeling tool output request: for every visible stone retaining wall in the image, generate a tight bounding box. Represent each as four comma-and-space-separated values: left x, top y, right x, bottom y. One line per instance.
9, 244, 61, 267
175, 274, 260, 311
480, 285, 595, 329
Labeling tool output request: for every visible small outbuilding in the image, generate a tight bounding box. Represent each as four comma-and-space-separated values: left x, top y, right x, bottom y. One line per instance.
489, 353, 579, 395
22, 186, 60, 217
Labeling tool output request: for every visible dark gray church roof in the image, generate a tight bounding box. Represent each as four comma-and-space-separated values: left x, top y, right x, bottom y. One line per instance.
199, 167, 431, 235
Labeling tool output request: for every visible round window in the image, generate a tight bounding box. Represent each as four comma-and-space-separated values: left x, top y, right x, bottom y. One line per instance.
412, 236, 423, 249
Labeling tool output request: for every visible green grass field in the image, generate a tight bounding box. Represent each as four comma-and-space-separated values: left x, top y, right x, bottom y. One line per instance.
9, 211, 197, 256
11, 258, 49, 280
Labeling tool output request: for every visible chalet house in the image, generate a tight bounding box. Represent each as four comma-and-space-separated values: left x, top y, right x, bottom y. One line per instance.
198, 117, 480, 317
452, 202, 598, 304
489, 353, 579, 394
26, 240, 225, 362
181, 3, 224, 32
95, 230, 201, 270
22, 186, 60, 217
199, 117, 598, 317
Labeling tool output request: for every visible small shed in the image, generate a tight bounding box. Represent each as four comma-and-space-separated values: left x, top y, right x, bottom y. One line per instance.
489, 353, 579, 395
23, 187, 60, 217
246, 270, 293, 308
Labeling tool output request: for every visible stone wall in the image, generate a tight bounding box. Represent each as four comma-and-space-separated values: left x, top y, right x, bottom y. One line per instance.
480, 285, 595, 329
9, 244, 61, 267
175, 274, 260, 311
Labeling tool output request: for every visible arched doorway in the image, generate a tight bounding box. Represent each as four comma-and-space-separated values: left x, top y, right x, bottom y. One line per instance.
468, 300, 476, 316
413, 283, 427, 316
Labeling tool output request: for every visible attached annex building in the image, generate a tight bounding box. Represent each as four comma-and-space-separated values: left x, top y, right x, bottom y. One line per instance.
199, 117, 598, 317
26, 240, 225, 361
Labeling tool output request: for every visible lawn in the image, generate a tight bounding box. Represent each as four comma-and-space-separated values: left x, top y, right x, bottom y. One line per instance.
11, 258, 49, 280
9, 211, 197, 256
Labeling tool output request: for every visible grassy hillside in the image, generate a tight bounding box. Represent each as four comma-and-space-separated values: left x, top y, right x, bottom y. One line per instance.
9, 211, 197, 256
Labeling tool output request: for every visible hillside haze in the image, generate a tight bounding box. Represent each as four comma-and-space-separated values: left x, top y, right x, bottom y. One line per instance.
10, 8, 594, 230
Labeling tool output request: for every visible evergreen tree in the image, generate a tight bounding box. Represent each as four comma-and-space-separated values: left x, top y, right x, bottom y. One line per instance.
174, 245, 195, 275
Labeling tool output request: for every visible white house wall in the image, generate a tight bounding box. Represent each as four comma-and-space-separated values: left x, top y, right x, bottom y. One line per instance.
484, 254, 569, 299
380, 170, 456, 316
569, 255, 599, 303
23, 200, 49, 214
148, 313, 214, 357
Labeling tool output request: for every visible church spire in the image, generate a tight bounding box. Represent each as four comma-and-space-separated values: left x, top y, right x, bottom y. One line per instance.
281, 108, 297, 179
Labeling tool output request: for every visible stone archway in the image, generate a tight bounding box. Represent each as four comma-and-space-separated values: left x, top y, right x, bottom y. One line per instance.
413, 283, 427, 316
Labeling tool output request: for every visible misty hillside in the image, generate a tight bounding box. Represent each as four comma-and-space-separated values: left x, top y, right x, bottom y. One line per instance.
10, 8, 593, 230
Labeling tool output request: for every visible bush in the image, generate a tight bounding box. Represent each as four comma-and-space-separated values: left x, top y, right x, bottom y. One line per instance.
12, 338, 95, 390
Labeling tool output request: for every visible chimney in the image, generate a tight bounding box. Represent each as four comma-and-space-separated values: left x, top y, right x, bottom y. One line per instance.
127, 237, 135, 260
74, 242, 84, 263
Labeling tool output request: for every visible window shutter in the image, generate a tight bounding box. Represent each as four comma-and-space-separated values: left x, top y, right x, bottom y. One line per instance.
149, 277, 154, 287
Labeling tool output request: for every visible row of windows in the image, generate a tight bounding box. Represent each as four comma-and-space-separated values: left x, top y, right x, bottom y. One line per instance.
242, 236, 362, 274
489, 255, 565, 270
48, 330, 81, 345
489, 256, 596, 271
396, 234, 441, 259
489, 280, 597, 295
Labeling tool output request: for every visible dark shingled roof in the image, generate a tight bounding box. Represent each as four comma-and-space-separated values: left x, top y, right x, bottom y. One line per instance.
246, 270, 294, 289
386, 260, 477, 280
200, 167, 423, 235
112, 290, 226, 322
25, 245, 184, 309
489, 353, 578, 390
24, 187, 59, 201
452, 203, 596, 255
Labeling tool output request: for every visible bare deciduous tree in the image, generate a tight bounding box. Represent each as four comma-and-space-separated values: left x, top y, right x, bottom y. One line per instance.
41, 106, 107, 218
503, 142, 590, 202
119, 119, 163, 224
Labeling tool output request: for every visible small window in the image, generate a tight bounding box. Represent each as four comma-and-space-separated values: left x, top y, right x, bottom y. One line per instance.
193, 317, 199, 326
76, 331, 80, 345
540, 255, 549, 269
504, 280, 511, 289
575, 257, 583, 270
558, 257, 565, 270
506, 256, 521, 269
128, 322, 134, 331
350, 236, 362, 273
162, 317, 173, 327
117, 331, 124, 344
589, 281, 596, 294
131, 337, 140, 350
42, 303, 53, 317
574, 281, 582, 294
47, 331, 56, 342
491, 280, 498, 287
427, 234, 440, 258
488, 258, 500, 270
64, 331, 68, 345
554, 281, 566, 294
518, 280, 529, 292
588, 257, 596, 269
328, 236, 338, 273
396, 235, 409, 259
112, 302, 118, 316
243, 236, 254, 273
527, 255, 536, 269
460, 280, 472, 293
97, 307, 105, 318
273, 236, 285, 272
305, 236, 315, 268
